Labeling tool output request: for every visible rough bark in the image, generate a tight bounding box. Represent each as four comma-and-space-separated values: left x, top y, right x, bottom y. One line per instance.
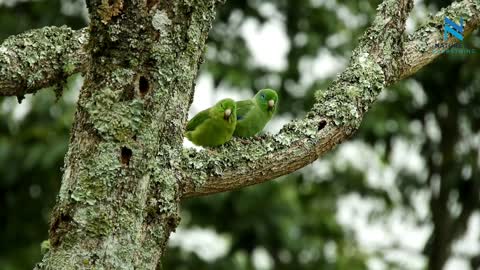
34, 0, 220, 268
0, 27, 88, 98
400, 0, 480, 79
1, 0, 479, 98
0, 0, 477, 269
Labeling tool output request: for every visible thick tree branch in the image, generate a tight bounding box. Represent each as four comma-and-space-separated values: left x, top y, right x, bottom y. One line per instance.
400, 0, 480, 79
0, 26, 88, 97
181, 0, 480, 198
0, 0, 478, 201
0, 1, 477, 98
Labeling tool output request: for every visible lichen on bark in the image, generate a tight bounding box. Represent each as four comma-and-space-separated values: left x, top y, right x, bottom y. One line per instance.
35, 0, 221, 269
180, 0, 480, 199
0, 26, 88, 98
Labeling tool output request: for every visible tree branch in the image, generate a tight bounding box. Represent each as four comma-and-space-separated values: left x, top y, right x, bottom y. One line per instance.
400, 0, 480, 79
0, 26, 88, 97
0, 0, 478, 200
1, 0, 477, 99
180, 0, 480, 198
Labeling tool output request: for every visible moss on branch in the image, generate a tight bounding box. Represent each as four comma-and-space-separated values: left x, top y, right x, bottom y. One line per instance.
0, 26, 88, 98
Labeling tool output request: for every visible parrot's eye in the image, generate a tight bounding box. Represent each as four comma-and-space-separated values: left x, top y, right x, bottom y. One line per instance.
261, 94, 265, 100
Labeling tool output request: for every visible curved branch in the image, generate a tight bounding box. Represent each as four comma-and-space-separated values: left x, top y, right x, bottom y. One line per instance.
0, 0, 476, 99
180, 0, 480, 198
0, 26, 88, 97
400, 0, 480, 79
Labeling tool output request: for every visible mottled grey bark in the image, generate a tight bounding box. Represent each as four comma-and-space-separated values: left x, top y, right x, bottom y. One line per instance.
1, 0, 479, 98
400, 0, 480, 79
33, 0, 219, 269
0, 0, 477, 269
0, 27, 88, 98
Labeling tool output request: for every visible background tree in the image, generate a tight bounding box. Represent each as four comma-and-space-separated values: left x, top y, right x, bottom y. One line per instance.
0, 0, 479, 269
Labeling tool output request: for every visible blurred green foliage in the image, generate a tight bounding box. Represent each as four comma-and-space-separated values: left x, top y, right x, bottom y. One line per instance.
0, 87, 76, 269
0, 0, 479, 269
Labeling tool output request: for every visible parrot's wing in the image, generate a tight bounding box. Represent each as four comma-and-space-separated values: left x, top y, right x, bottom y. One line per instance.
236, 100, 255, 120
186, 109, 210, 131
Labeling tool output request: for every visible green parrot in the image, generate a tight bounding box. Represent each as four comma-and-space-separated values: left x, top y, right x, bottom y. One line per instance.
185, 98, 237, 147
233, 89, 278, 138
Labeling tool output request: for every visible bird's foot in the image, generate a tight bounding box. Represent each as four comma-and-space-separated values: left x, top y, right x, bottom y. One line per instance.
203, 147, 219, 154
252, 135, 264, 141
235, 137, 251, 145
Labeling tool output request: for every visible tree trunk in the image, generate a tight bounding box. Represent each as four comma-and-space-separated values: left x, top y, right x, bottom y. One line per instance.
35, 0, 219, 268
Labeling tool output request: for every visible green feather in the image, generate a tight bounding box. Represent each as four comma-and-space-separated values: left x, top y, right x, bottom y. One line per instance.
185, 98, 237, 147
186, 108, 209, 132
235, 100, 255, 121
233, 89, 278, 137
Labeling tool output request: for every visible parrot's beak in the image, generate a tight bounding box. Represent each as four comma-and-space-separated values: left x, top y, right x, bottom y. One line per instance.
268, 99, 275, 110
224, 108, 232, 120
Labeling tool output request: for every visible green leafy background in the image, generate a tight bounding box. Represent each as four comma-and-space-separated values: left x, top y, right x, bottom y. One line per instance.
0, 0, 479, 269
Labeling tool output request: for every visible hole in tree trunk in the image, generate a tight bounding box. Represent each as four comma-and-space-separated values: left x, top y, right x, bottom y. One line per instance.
49, 212, 72, 247
138, 75, 150, 96
153, 31, 160, 41
318, 120, 327, 131
121, 147, 133, 166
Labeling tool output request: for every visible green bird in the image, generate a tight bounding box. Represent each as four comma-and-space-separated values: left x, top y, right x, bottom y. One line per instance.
233, 89, 278, 138
185, 98, 237, 147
